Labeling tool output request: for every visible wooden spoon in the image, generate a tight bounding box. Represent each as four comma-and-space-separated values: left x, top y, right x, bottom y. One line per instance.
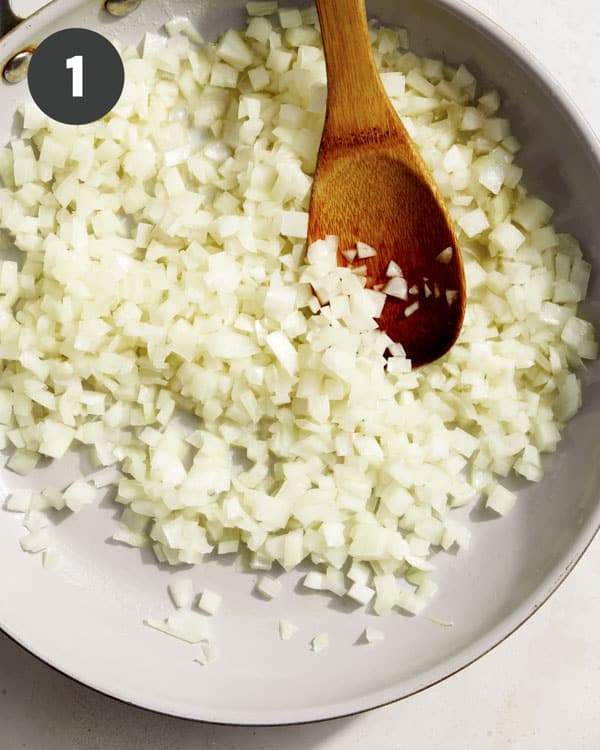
308, 0, 466, 367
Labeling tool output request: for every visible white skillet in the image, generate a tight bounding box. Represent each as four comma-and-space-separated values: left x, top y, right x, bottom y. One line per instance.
0, 0, 599, 725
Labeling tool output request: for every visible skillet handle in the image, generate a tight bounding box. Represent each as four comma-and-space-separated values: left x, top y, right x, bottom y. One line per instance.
0, 0, 23, 38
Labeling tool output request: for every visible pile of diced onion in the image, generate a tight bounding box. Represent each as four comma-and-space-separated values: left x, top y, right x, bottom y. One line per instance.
0, 2, 596, 618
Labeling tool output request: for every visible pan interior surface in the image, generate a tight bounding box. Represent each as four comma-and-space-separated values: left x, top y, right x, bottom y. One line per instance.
0, 0, 599, 725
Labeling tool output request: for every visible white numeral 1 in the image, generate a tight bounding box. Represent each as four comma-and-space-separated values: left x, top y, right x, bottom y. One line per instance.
66, 55, 83, 98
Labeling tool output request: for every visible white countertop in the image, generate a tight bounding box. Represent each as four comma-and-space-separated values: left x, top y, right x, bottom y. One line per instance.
1, 0, 599, 747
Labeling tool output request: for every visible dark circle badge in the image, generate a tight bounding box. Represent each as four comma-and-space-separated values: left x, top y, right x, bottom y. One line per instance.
27, 28, 125, 125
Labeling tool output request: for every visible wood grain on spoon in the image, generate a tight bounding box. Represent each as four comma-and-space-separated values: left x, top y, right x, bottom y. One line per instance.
308, 0, 466, 367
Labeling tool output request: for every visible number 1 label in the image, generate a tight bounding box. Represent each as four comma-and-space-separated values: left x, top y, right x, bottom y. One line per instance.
29, 29, 124, 124
66, 55, 83, 98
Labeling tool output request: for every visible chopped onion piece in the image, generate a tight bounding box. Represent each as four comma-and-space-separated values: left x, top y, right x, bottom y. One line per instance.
5, 489, 33, 513
7, 449, 39, 475
436, 247, 453, 264
347, 582, 375, 606
246, 1, 278, 16
458, 208, 490, 238
198, 588, 223, 615
347, 561, 372, 586
218, 539, 239, 555
20, 529, 51, 553
90, 466, 123, 488
256, 574, 282, 599
23, 510, 49, 533
145, 611, 211, 644
303, 572, 326, 591
384, 277, 409, 299
311, 633, 329, 653
485, 485, 517, 516
356, 241, 377, 259
194, 642, 218, 666
62, 480, 97, 513
364, 627, 385, 643
278, 7, 302, 28
266, 331, 298, 376
427, 616, 455, 627
42, 547, 61, 570
168, 578, 195, 609
489, 222, 526, 254
165, 17, 203, 44
279, 619, 299, 641
281, 210, 309, 238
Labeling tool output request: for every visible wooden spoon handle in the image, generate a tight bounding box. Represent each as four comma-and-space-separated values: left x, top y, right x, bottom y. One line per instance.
316, 0, 394, 134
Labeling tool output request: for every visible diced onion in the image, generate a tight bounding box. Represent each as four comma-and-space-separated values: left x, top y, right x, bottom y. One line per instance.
42, 547, 61, 570
310, 633, 329, 653
0, 7, 595, 622
279, 619, 299, 640
194, 641, 218, 666
19, 529, 51, 553
168, 578, 195, 609
197, 588, 222, 615
384, 277, 409, 299
436, 247, 453, 264
485, 485, 517, 516
364, 627, 385, 644
256, 574, 282, 599
145, 610, 211, 644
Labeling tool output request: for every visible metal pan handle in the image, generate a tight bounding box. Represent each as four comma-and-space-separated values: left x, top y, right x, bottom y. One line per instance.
1, 0, 33, 82
0, 0, 23, 39
1, 0, 141, 82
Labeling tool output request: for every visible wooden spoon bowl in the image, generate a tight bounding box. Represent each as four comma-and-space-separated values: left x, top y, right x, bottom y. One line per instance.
308, 0, 466, 367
